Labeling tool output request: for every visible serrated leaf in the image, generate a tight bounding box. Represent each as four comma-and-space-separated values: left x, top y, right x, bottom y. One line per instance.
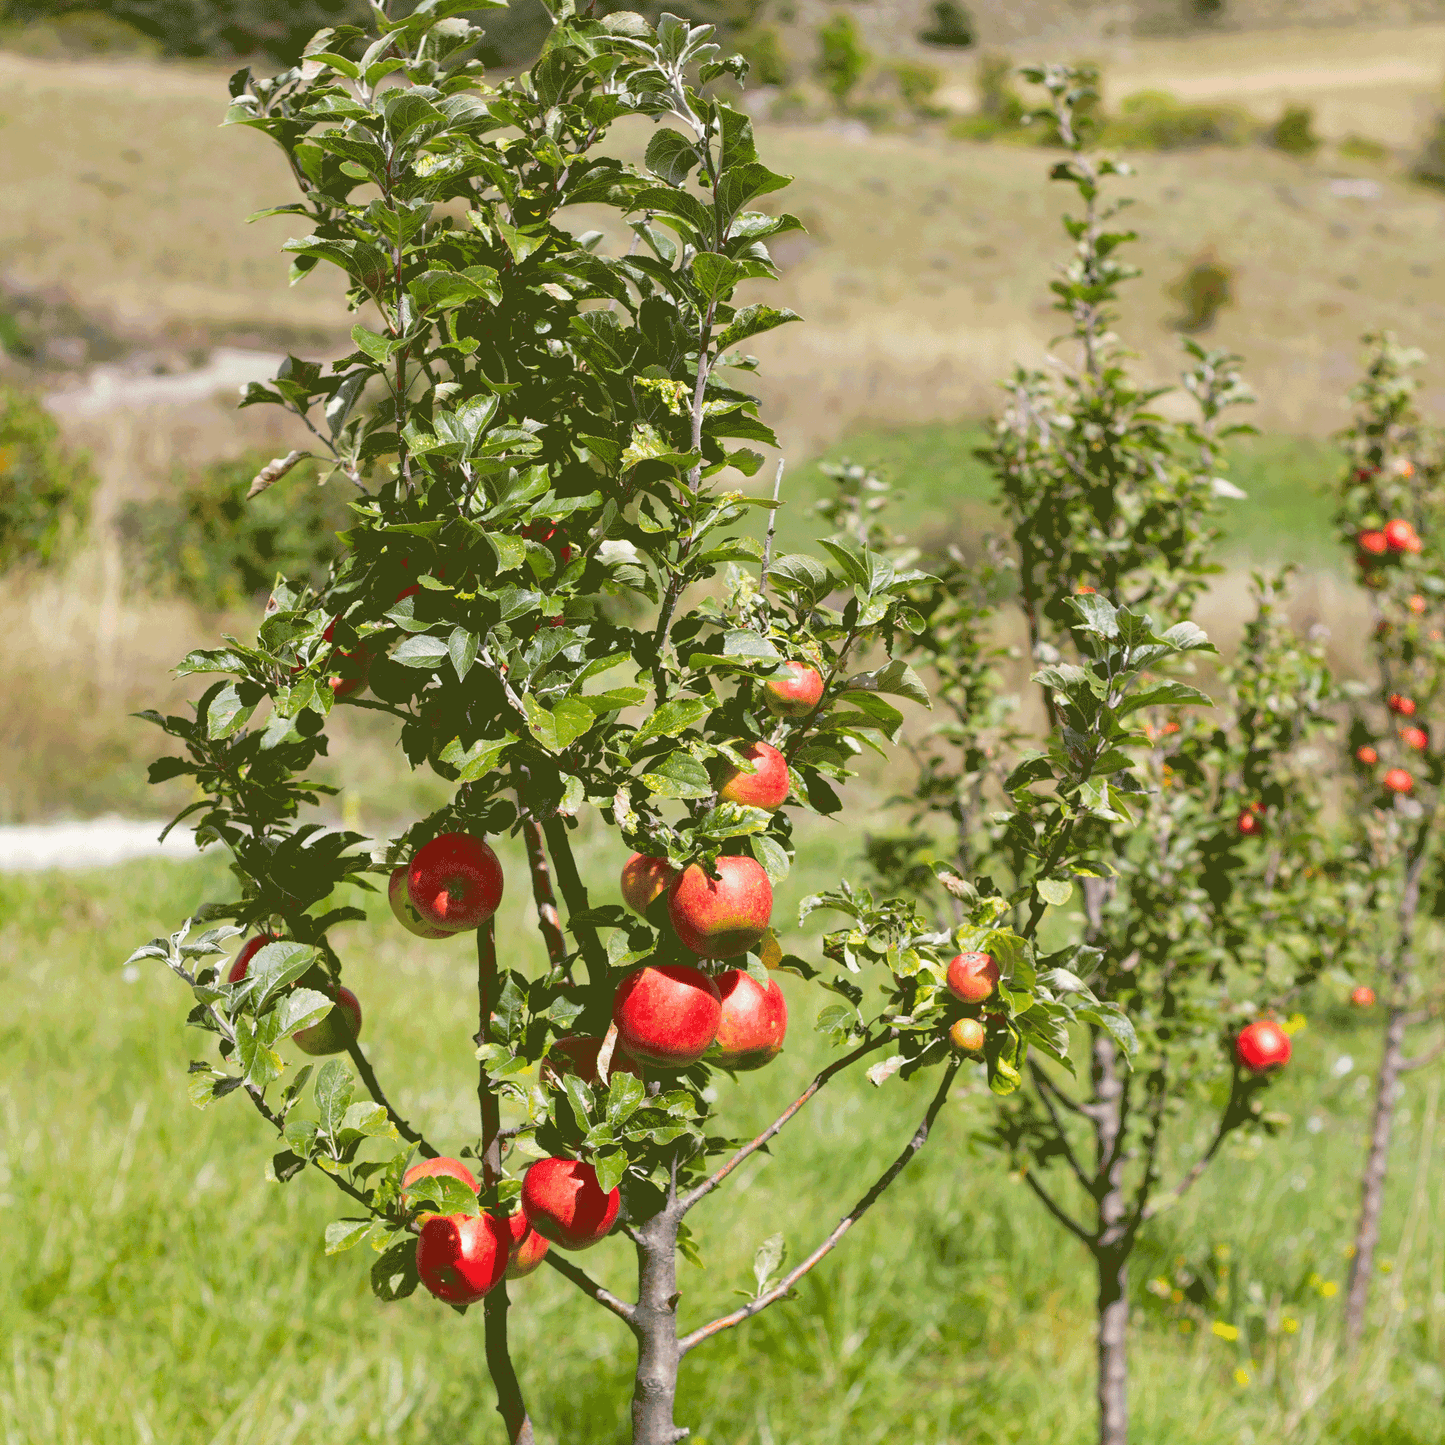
1035, 878, 1073, 908
315, 1059, 355, 1135
449, 627, 479, 683
325, 1219, 373, 1254
752, 1232, 787, 1295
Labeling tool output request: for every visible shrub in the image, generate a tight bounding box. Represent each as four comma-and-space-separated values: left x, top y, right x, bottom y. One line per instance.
734, 25, 789, 87
119, 452, 351, 610
890, 59, 943, 116
0, 384, 95, 572
918, 0, 974, 49
1168, 250, 1235, 333
814, 14, 869, 109
1269, 102, 1320, 157
0, 7, 158, 57
1101, 88, 1256, 151
1340, 133, 1391, 162
1411, 107, 1445, 191
947, 51, 1032, 142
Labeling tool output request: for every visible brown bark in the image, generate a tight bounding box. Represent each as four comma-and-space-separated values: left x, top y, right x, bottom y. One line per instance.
630, 1207, 688, 1445
1092, 1034, 1129, 1445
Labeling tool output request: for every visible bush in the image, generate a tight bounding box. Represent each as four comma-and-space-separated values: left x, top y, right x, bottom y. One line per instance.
0, 8, 158, 57
1269, 102, 1320, 157
1101, 88, 1256, 150
918, 0, 973, 48
1340, 133, 1391, 163
119, 452, 352, 610
947, 51, 1032, 142
1412, 107, 1445, 192
1168, 250, 1235, 333
814, 14, 870, 109
734, 25, 789, 87
890, 59, 943, 115
0, 384, 95, 572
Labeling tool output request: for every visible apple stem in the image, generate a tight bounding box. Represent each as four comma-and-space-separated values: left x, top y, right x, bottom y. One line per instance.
677, 1059, 958, 1355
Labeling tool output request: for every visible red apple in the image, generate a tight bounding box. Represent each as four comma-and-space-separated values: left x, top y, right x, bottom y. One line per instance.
403, 1155, 479, 1212
1401, 725, 1429, 752
408, 832, 504, 931
1076, 584, 1096, 594
1350, 985, 1376, 1008
1236, 807, 1264, 837
1383, 767, 1415, 795
613, 964, 722, 1067
1409, 594, 1427, 615
541, 1036, 645, 1089
949, 1018, 986, 1053
715, 741, 791, 811
619, 853, 677, 915
761, 660, 825, 719
293, 986, 362, 1056
1357, 530, 1388, 557
1388, 693, 1416, 717
1235, 1020, 1291, 1074
416, 1211, 509, 1303
520, 1157, 620, 1250
503, 1207, 549, 1280
226, 933, 277, 984
946, 952, 999, 1004
668, 854, 773, 958
388, 864, 456, 939
1383, 518, 1421, 553
1355, 745, 1378, 766
710, 969, 787, 1070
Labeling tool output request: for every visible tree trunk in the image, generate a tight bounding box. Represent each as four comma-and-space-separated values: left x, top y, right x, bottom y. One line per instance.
1344, 1001, 1408, 1346
1096, 1248, 1129, 1445
1091, 1030, 1130, 1445
484, 1283, 535, 1445
631, 1209, 687, 1445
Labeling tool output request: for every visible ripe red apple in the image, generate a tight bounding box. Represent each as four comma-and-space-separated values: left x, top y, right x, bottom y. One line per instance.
1409, 594, 1427, 615
668, 854, 773, 958
1383, 767, 1415, 795
1388, 693, 1416, 717
1350, 985, 1376, 1008
322, 620, 373, 698
408, 832, 504, 931
1383, 518, 1421, 553
946, 952, 1000, 1004
403, 1155, 479, 1211
1401, 725, 1429, 752
503, 1207, 549, 1280
710, 969, 787, 1070
1235, 1019, 1292, 1074
416, 1211, 510, 1303
950, 1018, 986, 1053
1075, 584, 1096, 594
520, 1157, 620, 1250
541, 1035, 645, 1089
1357, 530, 1388, 558
388, 865, 456, 939
1355, 745, 1378, 766
226, 933, 277, 983
619, 853, 677, 914
294, 986, 362, 1056
761, 660, 825, 719
613, 964, 722, 1067
1236, 806, 1264, 837
715, 740, 791, 811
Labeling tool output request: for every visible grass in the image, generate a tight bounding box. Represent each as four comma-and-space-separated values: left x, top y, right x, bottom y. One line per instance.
2, 840, 1443, 1444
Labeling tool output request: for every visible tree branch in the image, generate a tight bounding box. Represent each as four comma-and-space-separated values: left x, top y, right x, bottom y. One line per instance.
1402, 1034, 1445, 1073
345, 1038, 436, 1158
540, 814, 610, 981
1027, 1063, 1096, 1197
1022, 1169, 1095, 1246
678, 1032, 889, 1216
516, 774, 568, 970
677, 1061, 958, 1355
1139, 1068, 1244, 1224
542, 1250, 638, 1324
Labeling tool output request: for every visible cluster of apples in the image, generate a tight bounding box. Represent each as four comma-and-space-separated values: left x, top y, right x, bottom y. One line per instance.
1351, 692, 1428, 798
1235, 802, 1267, 838
1356, 518, 1422, 586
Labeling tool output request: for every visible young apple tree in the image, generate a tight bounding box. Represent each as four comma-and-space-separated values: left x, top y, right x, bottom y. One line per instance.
122, 14, 1134, 1445
863, 67, 1348, 1445
1332, 333, 1445, 1348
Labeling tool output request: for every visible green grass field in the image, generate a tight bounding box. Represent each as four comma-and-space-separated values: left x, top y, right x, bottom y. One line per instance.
3, 838, 1441, 1445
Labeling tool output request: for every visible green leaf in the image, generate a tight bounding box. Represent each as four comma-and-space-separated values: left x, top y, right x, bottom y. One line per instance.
1070, 593, 1119, 638
371, 1238, 420, 1300
274, 988, 333, 1040
243, 942, 320, 1012
337, 1100, 395, 1141
632, 697, 712, 749
1035, 878, 1073, 908
449, 627, 479, 683
394, 635, 450, 669
717, 305, 801, 353
752, 1232, 787, 1295
325, 1219, 373, 1254
645, 128, 700, 185
522, 695, 594, 752
1117, 681, 1213, 717
641, 751, 713, 800
1159, 620, 1216, 654
750, 833, 791, 883
592, 1148, 628, 1195
407, 1173, 478, 1217
314, 1059, 355, 1136
843, 659, 931, 709
485, 532, 527, 572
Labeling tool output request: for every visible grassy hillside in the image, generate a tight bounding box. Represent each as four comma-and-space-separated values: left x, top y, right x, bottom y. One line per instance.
1, 846, 1441, 1444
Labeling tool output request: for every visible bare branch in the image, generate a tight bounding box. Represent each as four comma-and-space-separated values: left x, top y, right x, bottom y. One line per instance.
517, 780, 568, 970
678, 1032, 888, 1215
1140, 1068, 1243, 1225
1022, 1169, 1095, 1246
543, 1250, 638, 1325
677, 1061, 958, 1354
1027, 1063, 1095, 1197
345, 1038, 436, 1158
1402, 1034, 1445, 1073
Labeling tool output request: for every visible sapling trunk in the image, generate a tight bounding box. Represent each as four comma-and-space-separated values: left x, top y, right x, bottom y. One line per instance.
630, 1205, 687, 1445
1091, 1034, 1130, 1445
1095, 1248, 1129, 1445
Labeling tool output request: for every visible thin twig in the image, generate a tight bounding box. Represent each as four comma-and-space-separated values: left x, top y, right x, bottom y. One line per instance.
1022, 1169, 1095, 1246
759, 458, 785, 592
678, 1032, 888, 1215
677, 1062, 958, 1354
345, 1039, 436, 1157
1028, 1064, 1096, 1197
542, 1251, 638, 1323
1140, 1068, 1243, 1224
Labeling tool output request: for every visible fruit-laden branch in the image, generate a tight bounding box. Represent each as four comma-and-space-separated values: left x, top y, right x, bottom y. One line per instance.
677, 1061, 959, 1355
515, 771, 568, 971
344, 1038, 437, 1158
542, 1250, 638, 1324
677, 1031, 891, 1216
477, 919, 534, 1444
238, 1083, 374, 1207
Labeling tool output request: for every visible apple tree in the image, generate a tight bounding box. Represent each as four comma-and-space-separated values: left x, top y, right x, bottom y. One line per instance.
1331, 332, 1445, 1348
861, 67, 1349, 1445
123, 13, 1145, 1445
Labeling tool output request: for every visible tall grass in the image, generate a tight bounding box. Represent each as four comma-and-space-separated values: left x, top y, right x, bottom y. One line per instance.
2, 839, 1441, 1444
